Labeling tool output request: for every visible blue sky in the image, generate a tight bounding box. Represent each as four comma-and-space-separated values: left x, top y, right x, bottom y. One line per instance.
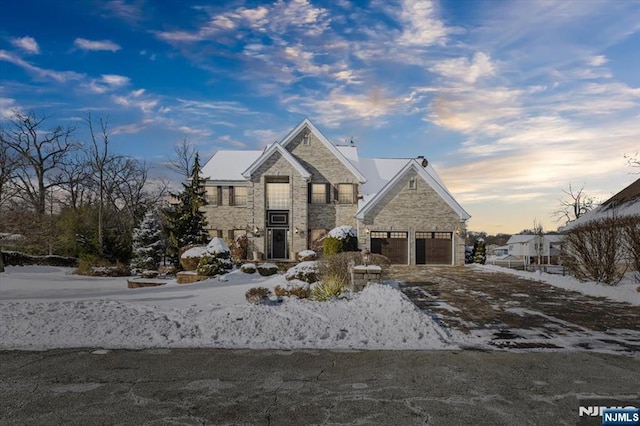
1, 0, 639, 234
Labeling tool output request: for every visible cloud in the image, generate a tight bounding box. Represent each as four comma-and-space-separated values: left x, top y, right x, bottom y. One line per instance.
111, 119, 154, 135
103, 0, 143, 23
73, 38, 121, 52
397, 0, 449, 46
10, 36, 40, 54
429, 52, 496, 84
0, 50, 83, 83
112, 89, 158, 113
84, 74, 131, 94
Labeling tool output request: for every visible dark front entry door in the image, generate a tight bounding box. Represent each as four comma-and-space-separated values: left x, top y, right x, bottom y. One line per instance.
269, 228, 288, 259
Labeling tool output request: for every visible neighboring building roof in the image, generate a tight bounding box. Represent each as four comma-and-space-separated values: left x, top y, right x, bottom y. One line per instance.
507, 235, 536, 244
563, 178, 640, 231
355, 159, 470, 221
201, 150, 262, 182
280, 118, 367, 183
241, 143, 312, 180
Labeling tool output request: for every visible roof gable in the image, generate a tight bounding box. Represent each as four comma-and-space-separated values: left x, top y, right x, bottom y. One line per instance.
279, 118, 367, 183
241, 143, 311, 180
355, 159, 470, 221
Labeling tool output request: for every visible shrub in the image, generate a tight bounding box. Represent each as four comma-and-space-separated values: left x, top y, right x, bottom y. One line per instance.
312, 276, 346, 301
196, 254, 233, 276
318, 251, 390, 287
229, 234, 249, 263
1, 251, 78, 267
257, 263, 278, 276
322, 237, 342, 256
297, 250, 317, 262
179, 244, 206, 271
245, 287, 271, 304
322, 226, 358, 255
274, 283, 310, 299
621, 216, 640, 282
563, 217, 627, 285
240, 263, 257, 274
285, 261, 319, 284
77, 256, 131, 277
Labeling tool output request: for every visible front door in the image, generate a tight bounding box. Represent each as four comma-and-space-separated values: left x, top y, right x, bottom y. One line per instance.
269, 228, 288, 259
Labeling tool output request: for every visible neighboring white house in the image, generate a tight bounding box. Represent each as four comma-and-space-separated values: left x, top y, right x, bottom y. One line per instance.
506, 234, 564, 265
562, 178, 640, 231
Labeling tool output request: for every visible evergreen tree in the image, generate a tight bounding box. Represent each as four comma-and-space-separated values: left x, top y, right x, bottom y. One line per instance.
130, 208, 165, 271
472, 238, 487, 265
164, 153, 210, 266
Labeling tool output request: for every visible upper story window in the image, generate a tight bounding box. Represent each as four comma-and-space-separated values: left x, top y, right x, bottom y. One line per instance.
266, 176, 290, 210
337, 183, 355, 204
310, 183, 329, 204
229, 186, 247, 206
302, 132, 310, 145
205, 186, 222, 205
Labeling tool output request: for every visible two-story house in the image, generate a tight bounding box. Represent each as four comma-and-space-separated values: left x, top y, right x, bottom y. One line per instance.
200, 119, 470, 265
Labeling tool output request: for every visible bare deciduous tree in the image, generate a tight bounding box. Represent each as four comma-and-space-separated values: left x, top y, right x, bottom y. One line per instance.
0, 135, 20, 208
554, 183, 594, 225
168, 137, 196, 178
0, 110, 78, 214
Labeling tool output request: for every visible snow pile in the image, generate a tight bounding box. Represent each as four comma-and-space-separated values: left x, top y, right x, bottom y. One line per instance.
473, 264, 640, 306
0, 267, 457, 350
181, 237, 230, 259
328, 225, 356, 239
284, 261, 318, 280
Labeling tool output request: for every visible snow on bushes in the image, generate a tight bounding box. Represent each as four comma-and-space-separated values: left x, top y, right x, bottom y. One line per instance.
257, 263, 278, 276
180, 238, 232, 276
240, 263, 257, 274
285, 261, 319, 284
245, 287, 271, 305
323, 225, 358, 255
297, 250, 317, 261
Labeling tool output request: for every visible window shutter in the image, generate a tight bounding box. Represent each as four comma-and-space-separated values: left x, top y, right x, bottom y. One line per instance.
217, 186, 223, 206
326, 183, 332, 204
228, 230, 234, 240
332, 184, 338, 203
308, 182, 312, 204
229, 186, 234, 206
353, 184, 358, 204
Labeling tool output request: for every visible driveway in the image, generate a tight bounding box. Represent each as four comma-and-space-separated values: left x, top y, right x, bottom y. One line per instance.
395, 266, 640, 354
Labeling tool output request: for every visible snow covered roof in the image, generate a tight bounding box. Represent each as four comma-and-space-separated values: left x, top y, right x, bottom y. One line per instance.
280, 118, 367, 183
563, 178, 640, 231
201, 150, 262, 182
507, 234, 563, 244
242, 143, 311, 180
355, 159, 470, 221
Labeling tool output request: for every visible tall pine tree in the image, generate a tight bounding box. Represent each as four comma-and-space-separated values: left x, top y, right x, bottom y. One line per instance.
164, 153, 210, 266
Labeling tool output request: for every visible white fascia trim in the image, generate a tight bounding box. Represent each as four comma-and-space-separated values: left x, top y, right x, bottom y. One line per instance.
355, 159, 470, 221
280, 118, 367, 183
241, 143, 311, 180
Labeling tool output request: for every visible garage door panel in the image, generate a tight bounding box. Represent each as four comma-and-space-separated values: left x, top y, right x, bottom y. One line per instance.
370, 231, 408, 264
416, 232, 452, 265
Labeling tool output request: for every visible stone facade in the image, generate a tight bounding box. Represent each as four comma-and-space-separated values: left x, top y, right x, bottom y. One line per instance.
356, 168, 467, 265
201, 119, 469, 264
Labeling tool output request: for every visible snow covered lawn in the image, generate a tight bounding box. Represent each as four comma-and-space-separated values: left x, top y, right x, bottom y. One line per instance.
0, 266, 460, 351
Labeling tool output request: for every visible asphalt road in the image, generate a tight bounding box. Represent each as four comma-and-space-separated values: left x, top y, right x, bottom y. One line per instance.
1, 348, 638, 425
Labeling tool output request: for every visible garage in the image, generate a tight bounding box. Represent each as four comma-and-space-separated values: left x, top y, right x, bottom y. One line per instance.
370, 231, 408, 264
415, 232, 452, 265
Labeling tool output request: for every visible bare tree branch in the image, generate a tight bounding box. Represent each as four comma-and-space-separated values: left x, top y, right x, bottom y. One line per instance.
168, 137, 196, 178
553, 183, 594, 225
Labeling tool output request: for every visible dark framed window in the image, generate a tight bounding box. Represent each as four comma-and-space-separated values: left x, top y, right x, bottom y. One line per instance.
230, 186, 247, 206
309, 183, 330, 204
337, 183, 355, 204
266, 176, 290, 210
205, 186, 218, 205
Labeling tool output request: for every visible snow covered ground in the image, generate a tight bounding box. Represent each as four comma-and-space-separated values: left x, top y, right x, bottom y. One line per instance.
473, 264, 640, 306
0, 266, 470, 350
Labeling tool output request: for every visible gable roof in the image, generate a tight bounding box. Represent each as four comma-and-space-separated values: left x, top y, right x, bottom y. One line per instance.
241, 143, 312, 180
201, 150, 262, 182
355, 159, 470, 221
563, 178, 640, 231
280, 118, 367, 183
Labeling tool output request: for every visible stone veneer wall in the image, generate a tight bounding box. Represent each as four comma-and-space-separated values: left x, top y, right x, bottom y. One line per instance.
249, 150, 309, 260
202, 186, 251, 240
357, 168, 467, 265
286, 130, 359, 231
